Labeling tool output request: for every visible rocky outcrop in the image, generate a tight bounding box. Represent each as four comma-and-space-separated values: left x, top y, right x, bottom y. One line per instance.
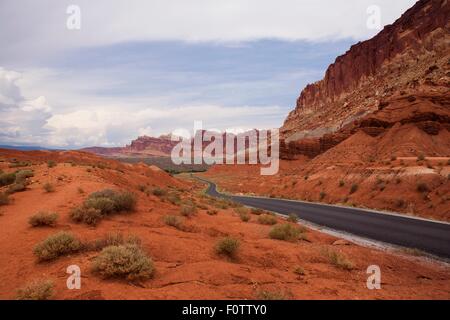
281, 0, 450, 140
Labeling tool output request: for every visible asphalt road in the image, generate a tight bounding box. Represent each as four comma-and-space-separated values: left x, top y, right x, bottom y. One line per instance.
200, 178, 450, 259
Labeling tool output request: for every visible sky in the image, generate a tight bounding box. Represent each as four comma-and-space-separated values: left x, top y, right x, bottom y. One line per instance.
0, 0, 417, 148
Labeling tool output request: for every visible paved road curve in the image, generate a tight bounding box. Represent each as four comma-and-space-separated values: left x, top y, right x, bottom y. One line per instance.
200, 178, 450, 259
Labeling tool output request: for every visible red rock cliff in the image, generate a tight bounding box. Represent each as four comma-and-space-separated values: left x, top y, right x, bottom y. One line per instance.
281, 0, 450, 140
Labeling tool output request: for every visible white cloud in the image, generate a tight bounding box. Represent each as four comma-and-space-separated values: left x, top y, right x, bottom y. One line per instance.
0, 0, 416, 61
45, 104, 283, 147
0, 66, 284, 147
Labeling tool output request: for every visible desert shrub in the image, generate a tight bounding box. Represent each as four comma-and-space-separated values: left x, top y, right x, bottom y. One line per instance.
7, 182, 26, 194
256, 290, 287, 300
180, 204, 197, 217
293, 266, 305, 276
87, 189, 136, 212
0, 192, 10, 205
319, 191, 326, 200
287, 213, 298, 223
15, 170, 34, 184
350, 184, 358, 194
417, 154, 425, 161
9, 161, 31, 168
234, 207, 248, 215
91, 244, 154, 280
215, 237, 240, 257
165, 192, 181, 205
47, 160, 57, 168
163, 215, 183, 229
258, 214, 277, 225
70, 206, 102, 226
269, 223, 304, 242
206, 209, 218, 216
111, 191, 137, 211
71, 189, 136, 226
85, 197, 116, 215
16, 280, 54, 300
322, 248, 353, 270
239, 212, 250, 222
251, 208, 264, 215
86, 233, 140, 251
34, 232, 81, 261
0, 172, 16, 187
77, 187, 85, 194
339, 180, 345, 187
29, 212, 58, 227
196, 203, 208, 210
137, 185, 146, 192
97, 163, 107, 169
395, 199, 406, 208
43, 182, 55, 193
152, 187, 167, 197
416, 182, 429, 193
390, 155, 397, 161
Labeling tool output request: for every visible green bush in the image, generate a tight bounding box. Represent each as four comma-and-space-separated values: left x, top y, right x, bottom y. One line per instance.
47, 160, 57, 168
258, 214, 277, 225
0, 172, 16, 187
165, 192, 181, 205
16, 280, 54, 300
251, 208, 264, 215
7, 182, 26, 194
322, 248, 353, 270
239, 212, 250, 222
256, 290, 287, 300
86, 233, 140, 251
88, 189, 136, 212
92, 244, 154, 280
9, 161, 31, 168
286, 213, 298, 223
0, 192, 10, 205
15, 170, 34, 184
112, 191, 137, 211
350, 184, 358, 194
34, 232, 81, 261
416, 182, 429, 193
70, 206, 102, 226
29, 212, 58, 227
215, 237, 240, 257
85, 197, 116, 215
43, 182, 55, 193
163, 215, 183, 230
152, 187, 167, 197
180, 204, 197, 217
269, 223, 304, 241
70, 189, 136, 226
293, 266, 305, 276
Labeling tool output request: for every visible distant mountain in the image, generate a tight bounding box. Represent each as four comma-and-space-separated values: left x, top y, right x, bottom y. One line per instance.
81, 135, 179, 157
0, 145, 58, 151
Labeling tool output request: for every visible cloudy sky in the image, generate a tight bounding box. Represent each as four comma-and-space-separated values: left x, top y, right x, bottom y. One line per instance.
0, 0, 416, 148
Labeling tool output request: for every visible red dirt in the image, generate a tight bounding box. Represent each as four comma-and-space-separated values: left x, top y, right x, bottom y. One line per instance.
0, 149, 449, 300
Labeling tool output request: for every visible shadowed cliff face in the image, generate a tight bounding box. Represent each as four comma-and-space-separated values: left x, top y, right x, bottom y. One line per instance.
281, 0, 450, 143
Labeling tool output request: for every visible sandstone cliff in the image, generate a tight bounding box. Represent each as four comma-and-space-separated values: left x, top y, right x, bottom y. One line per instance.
281, 0, 450, 147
